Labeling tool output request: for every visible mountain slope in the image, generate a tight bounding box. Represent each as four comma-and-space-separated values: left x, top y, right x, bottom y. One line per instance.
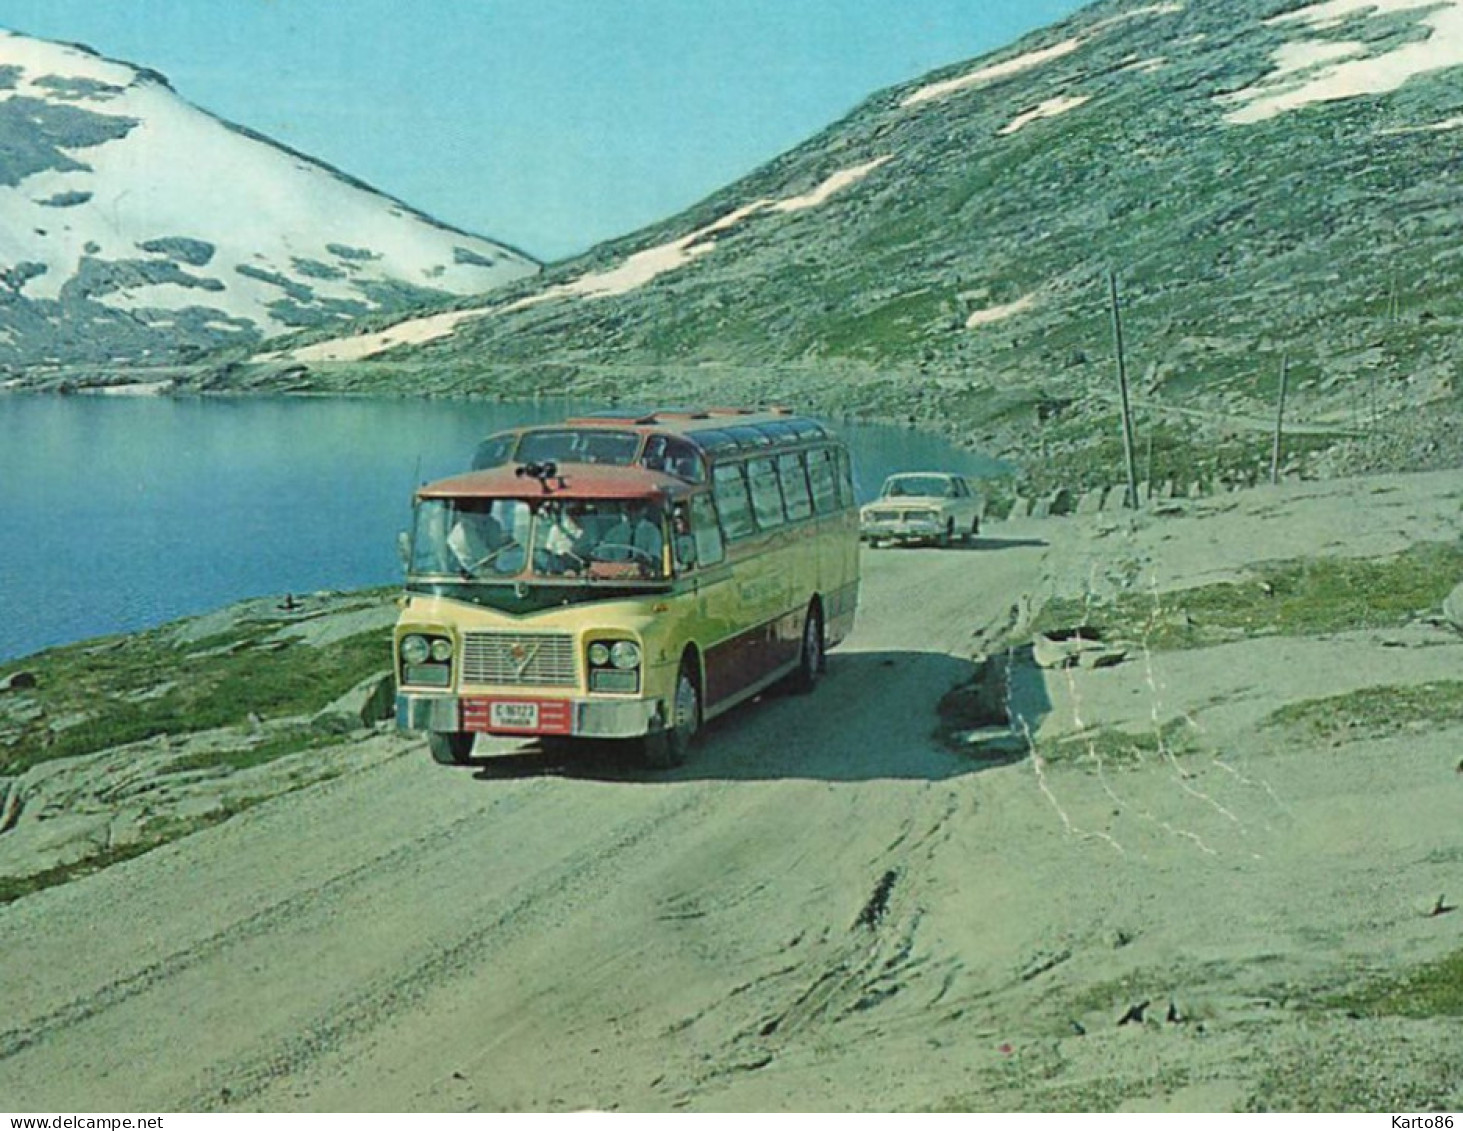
0, 30, 539, 366
250, 0, 1463, 480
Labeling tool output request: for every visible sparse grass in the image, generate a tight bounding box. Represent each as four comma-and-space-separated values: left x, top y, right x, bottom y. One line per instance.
1266, 681, 1463, 744
0, 800, 265, 906
1035, 719, 1196, 769
0, 598, 394, 775
1328, 950, 1463, 1020
165, 726, 356, 775
1033, 542, 1463, 651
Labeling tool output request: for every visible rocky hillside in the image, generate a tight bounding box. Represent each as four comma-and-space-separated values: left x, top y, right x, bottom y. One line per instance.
0, 30, 538, 367
235, 0, 1462, 481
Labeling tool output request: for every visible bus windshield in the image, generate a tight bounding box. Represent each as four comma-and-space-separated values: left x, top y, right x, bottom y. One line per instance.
409, 496, 668, 583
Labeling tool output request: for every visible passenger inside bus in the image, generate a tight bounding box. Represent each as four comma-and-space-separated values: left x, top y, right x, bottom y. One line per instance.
448, 509, 506, 573
539, 502, 590, 573
599, 505, 663, 563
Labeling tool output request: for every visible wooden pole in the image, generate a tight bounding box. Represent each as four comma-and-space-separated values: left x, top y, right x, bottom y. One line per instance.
1269, 352, 1289, 485
1109, 271, 1140, 509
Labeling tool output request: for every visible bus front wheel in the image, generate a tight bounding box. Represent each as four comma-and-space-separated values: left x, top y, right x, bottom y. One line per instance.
790, 603, 824, 694
429, 731, 475, 765
644, 661, 699, 770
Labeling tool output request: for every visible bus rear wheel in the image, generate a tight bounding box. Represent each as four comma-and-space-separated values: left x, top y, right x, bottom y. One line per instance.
429, 731, 475, 765
644, 661, 699, 769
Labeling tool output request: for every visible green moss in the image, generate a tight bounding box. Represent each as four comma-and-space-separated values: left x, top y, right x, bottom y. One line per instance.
165, 726, 354, 775
1267, 681, 1463, 743
1033, 542, 1463, 651
1036, 719, 1196, 769
1328, 950, 1463, 1020
0, 601, 393, 775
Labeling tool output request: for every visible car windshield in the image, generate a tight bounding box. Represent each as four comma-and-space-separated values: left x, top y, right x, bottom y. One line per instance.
409, 496, 668, 583
882, 475, 954, 498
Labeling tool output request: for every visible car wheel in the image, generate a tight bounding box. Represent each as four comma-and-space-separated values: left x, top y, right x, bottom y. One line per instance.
429, 731, 475, 765
644, 659, 699, 769
939, 519, 954, 548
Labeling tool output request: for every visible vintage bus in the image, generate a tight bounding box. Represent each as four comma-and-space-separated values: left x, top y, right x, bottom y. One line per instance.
394, 408, 860, 768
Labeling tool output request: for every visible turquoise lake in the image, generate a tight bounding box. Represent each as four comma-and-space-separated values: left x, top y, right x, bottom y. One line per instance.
0, 394, 1004, 662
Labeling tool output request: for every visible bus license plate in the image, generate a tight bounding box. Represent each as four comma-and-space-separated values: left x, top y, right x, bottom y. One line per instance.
490, 701, 540, 730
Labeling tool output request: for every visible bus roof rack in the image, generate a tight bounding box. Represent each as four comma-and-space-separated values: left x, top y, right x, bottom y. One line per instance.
564, 406, 802, 428
565, 409, 660, 425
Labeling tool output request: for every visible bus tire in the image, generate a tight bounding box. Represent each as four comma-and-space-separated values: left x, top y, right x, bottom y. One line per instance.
644, 660, 699, 769
429, 731, 475, 765
790, 603, 824, 694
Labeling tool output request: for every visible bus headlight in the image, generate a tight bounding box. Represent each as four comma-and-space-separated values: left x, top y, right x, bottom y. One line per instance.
401, 634, 431, 665
430, 637, 454, 662
589, 638, 640, 693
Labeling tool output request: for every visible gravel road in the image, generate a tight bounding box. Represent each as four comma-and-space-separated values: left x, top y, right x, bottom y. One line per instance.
0, 539, 1044, 1112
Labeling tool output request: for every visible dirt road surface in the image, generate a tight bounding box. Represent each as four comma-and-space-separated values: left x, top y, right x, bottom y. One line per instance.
0, 537, 1044, 1112
3, 475, 1460, 1112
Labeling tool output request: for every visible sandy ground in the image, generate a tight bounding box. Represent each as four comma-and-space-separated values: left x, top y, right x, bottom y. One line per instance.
0, 469, 1460, 1112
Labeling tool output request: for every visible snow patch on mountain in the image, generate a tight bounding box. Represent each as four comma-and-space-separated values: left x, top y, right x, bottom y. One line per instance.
1222, 0, 1463, 123
998, 94, 1092, 135
965, 294, 1038, 328
278, 157, 895, 363
900, 5, 1183, 111
901, 40, 1084, 108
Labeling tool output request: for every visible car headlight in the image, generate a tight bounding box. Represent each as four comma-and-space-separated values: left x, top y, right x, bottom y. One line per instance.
400, 634, 430, 665
429, 637, 454, 662
588, 641, 611, 666
609, 641, 641, 670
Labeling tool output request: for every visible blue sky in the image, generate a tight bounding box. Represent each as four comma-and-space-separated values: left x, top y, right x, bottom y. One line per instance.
5, 1, 1088, 261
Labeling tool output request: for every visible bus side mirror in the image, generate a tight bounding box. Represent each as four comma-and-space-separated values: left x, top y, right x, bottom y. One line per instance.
397, 531, 411, 570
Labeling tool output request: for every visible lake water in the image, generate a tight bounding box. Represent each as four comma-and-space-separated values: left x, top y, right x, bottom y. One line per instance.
0, 394, 1004, 662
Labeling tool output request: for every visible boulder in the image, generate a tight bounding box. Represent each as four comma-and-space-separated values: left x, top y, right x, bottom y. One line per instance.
0, 671, 37, 692
1444, 582, 1463, 632
1033, 628, 1127, 670
1046, 487, 1075, 517
315, 669, 396, 731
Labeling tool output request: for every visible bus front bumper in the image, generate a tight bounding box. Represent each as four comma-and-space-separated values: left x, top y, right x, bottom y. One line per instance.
396, 691, 666, 740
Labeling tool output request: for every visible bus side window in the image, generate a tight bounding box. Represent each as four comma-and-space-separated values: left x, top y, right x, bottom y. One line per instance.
778, 453, 812, 521
746, 457, 786, 529
712, 462, 757, 541
642, 436, 704, 482
834, 448, 855, 508
807, 448, 838, 514
689, 494, 725, 566
665, 437, 703, 482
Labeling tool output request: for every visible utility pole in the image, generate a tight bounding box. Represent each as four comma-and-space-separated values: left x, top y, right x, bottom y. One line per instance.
1109, 271, 1140, 509
1269, 352, 1289, 486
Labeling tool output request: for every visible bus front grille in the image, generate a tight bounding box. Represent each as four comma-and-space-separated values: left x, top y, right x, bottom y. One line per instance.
461, 631, 578, 687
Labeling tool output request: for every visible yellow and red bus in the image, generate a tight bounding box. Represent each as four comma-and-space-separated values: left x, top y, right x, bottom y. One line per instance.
394, 407, 859, 768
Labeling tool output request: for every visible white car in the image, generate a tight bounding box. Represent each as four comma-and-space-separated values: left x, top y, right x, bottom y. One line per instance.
860, 472, 983, 547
